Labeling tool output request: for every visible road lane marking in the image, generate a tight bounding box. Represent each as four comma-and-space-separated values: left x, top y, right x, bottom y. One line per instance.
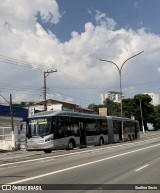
7, 142, 160, 184
135, 164, 149, 172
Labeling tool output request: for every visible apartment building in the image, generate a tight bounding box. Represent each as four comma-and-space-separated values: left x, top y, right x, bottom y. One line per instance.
145, 93, 159, 106
101, 91, 124, 104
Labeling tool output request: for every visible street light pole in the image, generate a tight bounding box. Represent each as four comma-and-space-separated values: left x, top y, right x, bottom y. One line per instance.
98, 51, 144, 142
139, 99, 145, 133
43, 69, 57, 111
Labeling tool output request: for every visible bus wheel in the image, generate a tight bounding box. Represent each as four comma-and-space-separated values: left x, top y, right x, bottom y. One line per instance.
44, 149, 52, 153
129, 135, 132, 141
68, 140, 74, 150
99, 137, 104, 146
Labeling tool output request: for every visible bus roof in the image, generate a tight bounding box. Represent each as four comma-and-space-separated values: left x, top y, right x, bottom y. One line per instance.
29, 110, 107, 119
29, 110, 138, 122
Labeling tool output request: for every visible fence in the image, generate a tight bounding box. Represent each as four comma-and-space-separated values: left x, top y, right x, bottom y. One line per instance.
0, 122, 26, 151
0, 124, 13, 150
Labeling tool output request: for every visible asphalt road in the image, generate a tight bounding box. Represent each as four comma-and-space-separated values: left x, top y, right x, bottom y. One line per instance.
1, 131, 160, 193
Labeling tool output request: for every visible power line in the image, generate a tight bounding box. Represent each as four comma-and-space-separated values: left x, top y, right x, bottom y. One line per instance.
1, 54, 160, 106
0, 55, 49, 71
0, 54, 100, 90
1, 54, 160, 92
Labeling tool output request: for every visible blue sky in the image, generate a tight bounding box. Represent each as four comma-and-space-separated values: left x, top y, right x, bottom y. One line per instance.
47, 0, 160, 41
0, 0, 160, 107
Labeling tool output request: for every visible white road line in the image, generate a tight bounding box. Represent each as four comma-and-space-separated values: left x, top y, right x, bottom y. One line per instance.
7, 142, 160, 185
135, 164, 149, 172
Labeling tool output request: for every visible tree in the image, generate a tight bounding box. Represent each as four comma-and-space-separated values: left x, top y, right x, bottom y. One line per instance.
122, 94, 155, 131
152, 105, 160, 130
103, 98, 120, 116
88, 94, 159, 131
88, 99, 120, 115
122, 98, 137, 118
88, 103, 99, 113
133, 94, 154, 131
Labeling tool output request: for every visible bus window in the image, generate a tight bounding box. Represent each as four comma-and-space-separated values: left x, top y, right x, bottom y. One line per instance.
28, 117, 52, 137
98, 119, 108, 135
69, 117, 80, 136
56, 117, 68, 136
84, 118, 97, 136
56, 116, 80, 137
113, 119, 121, 141
123, 121, 135, 134
113, 120, 121, 134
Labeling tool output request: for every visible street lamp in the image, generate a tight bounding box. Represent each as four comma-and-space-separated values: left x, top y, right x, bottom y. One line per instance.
98, 51, 144, 142
139, 99, 145, 133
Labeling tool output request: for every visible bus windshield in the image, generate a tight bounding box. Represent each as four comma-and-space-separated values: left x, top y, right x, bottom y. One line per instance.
28, 117, 52, 137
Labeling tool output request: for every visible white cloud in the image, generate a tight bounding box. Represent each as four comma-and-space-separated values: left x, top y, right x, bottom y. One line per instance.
0, 0, 61, 31
0, 2, 160, 106
95, 10, 116, 30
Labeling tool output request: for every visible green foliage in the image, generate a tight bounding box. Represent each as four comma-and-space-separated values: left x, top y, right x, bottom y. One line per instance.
123, 94, 155, 131
123, 98, 136, 118
88, 103, 100, 113
152, 105, 160, 130
103, 98, 120, 116
134, 94, 152, 103
88, 99, 120, 116
88, 93, 160, 131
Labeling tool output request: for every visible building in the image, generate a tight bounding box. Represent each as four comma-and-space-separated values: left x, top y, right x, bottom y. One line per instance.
144, 93, 159, 106
28, 99, 94, 117
0, 105, 28, 120
101, 91, 124, 104
0, 105, 28, 150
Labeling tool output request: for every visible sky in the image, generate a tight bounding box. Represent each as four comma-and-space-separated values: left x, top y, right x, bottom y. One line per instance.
0, 0, 160, 108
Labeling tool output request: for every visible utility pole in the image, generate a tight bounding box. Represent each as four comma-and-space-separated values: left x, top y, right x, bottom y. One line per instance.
43, 70, 57, 111
10, 94, 15, 148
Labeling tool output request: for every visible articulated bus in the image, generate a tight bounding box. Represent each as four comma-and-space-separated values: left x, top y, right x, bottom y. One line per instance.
26, 110, 140, 153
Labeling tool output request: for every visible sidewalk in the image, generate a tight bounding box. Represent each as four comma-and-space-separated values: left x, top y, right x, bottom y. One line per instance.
0, 149, 45, 165
140, 130, 160, 136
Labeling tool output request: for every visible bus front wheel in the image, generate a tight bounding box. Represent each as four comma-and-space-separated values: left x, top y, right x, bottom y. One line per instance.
99, 137, 104, 146
44, 149, 52, 153
68, 140, 75, 150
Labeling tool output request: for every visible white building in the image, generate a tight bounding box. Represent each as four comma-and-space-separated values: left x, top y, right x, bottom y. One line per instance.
28, 99, 93, 117
101, 91, 124, 104
145, 93, 159, 106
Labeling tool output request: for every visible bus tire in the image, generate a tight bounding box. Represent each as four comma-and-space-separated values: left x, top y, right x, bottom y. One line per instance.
44, 149, 52, 153
68, 139, 75, 150
129, 134, 132, 141
99, 137, 104, 146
